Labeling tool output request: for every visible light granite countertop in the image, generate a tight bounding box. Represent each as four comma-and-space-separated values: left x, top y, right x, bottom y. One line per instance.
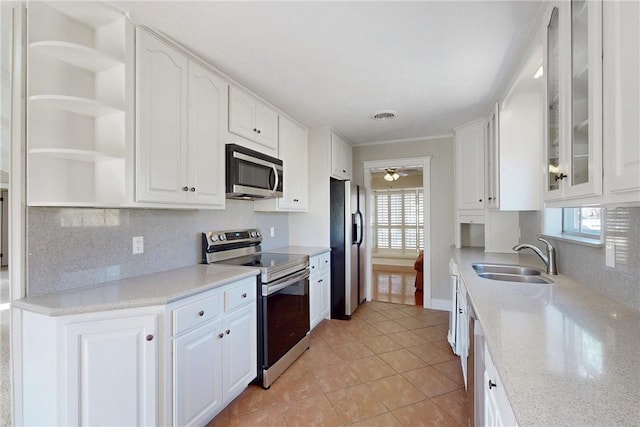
453, 247, 640, 427
267, 246, 331, 257
13, 264, 259, 316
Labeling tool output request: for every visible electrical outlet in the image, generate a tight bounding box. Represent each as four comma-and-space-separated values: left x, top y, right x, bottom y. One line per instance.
605, 242, 615, 268
133, 236, 144, 254
270, 226, 275, 237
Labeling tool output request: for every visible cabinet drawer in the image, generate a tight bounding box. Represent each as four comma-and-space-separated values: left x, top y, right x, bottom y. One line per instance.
309, 256, 320, 276
173, 293, 222, 336
225, 278, 257, 312
318, 252, 330, 271
459, 214, 485, 224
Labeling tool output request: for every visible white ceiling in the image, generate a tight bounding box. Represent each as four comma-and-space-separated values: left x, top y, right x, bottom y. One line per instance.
112, 1, 544, 144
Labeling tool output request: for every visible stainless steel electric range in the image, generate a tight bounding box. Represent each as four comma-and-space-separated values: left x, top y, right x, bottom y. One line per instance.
202, 229, 310, 389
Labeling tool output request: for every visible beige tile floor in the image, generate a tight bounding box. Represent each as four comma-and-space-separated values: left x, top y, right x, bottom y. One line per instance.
371, 266, 419, 306
207, 301, 467, 427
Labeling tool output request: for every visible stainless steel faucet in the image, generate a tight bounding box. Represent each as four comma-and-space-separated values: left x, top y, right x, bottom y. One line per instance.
512, 238, 558, 275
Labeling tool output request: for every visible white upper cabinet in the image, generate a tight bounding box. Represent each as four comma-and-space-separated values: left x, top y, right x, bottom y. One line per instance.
493, 42, 545, 211
228, 86, 279, 156
602, 0, 640, 203
187, 62, 227, 206
254, 115, 309, 212
455, 120, 486, 211
544, 0, 603, 202
135, 29, 225, 208
330, 132, 353, 180
26, 1, 132, 206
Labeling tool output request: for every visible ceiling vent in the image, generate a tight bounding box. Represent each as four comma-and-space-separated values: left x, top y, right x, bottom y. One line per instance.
370, 110, 397, 120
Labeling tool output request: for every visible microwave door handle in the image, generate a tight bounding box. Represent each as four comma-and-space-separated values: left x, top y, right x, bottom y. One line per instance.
271, 164, 279, 193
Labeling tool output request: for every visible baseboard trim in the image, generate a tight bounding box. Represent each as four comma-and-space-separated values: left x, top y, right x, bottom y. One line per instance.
425, 298, 450, 312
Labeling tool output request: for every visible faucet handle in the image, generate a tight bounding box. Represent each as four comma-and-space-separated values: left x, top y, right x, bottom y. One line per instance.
537, 237, 555, 251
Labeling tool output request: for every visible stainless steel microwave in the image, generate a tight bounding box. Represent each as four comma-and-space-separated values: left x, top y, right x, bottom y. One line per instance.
225, 144, 283, 199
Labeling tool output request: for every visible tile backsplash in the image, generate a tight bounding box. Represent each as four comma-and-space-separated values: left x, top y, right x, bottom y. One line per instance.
27, 200, 289, 296
519, 206, 640, 311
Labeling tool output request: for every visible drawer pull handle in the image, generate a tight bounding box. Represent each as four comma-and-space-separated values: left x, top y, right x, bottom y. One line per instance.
318, 279, 323, 283
198, 310, 205, 317
242, 293, 247, 298
225, 329, 231, 335
145, 335, 154, 341
488, 380, 497, 390
218, 333, 224, 339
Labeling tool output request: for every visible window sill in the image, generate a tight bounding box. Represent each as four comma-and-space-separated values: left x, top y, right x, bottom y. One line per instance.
540, 233, 604, 248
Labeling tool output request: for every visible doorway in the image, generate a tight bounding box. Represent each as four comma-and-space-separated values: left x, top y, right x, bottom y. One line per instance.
363, 157, 431, 308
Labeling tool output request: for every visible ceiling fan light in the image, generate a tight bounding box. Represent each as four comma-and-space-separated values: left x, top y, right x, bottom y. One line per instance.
392, 173, 400, 180
384, 173, 394, 181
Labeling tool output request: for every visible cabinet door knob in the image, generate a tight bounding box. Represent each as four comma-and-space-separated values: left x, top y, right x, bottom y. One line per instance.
488, 197, 493, 201
459, 308, 463, 314
198, 310, 205, 317
190, 187, 196, 192
182, 186, 189, 191
257, 129, 261, 134
225, 329, 231, 335
146, 334, 154, 341
218, 333, 224, 339
253, 128, 258, 132
488, 379, 497, 390
242, 293, 247, 298
318, 279, 323, 283
554, 173, 568, 182
478, 199, 483, 202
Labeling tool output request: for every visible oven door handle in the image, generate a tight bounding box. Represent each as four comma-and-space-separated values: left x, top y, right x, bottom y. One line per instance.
263, 269, 310, 296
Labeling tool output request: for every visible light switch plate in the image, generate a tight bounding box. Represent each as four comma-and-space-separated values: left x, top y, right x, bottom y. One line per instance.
605, 242, 615, 268
133, 236, 144, 254
270, 227, 275, 237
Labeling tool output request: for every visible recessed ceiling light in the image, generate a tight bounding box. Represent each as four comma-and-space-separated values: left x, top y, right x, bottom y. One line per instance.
370, 110, 398, 120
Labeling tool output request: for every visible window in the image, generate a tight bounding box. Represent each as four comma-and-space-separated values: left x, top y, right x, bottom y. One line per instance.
544, 206, 603, 246
374, 188, 423, 252
562, 207, 601, 237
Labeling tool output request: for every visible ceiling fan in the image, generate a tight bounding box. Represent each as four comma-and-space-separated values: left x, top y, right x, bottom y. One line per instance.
383, 168, 408, 181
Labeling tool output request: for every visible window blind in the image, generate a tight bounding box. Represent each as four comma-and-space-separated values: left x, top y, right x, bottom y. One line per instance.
373, 188, 424, 252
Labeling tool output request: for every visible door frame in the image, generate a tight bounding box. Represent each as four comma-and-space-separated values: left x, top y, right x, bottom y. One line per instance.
363, 157, 432, 308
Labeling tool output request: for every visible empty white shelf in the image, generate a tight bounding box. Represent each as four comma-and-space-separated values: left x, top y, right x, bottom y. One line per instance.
30, 95, 123, 117
31, 41, 123, 72
29, 148, 124, 162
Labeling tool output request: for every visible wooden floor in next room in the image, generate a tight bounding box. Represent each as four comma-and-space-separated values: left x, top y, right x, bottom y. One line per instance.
207, 300, 466, 426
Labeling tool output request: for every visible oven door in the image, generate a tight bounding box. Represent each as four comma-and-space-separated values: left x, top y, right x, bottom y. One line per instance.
261, 269, 310, 368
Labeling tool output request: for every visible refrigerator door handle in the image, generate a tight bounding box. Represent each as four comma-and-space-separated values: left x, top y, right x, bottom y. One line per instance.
357, 211, 364, 245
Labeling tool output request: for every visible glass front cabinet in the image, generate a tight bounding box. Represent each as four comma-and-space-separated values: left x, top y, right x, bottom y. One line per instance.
544, 0, 602, 202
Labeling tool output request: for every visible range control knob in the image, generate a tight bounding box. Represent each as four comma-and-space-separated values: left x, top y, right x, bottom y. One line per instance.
250, 231, 257, 237
218, 234, 226, 241
210, 234, 218, 243
256, 231, 261, 237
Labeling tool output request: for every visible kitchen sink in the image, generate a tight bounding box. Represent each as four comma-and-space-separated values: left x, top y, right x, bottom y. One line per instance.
475, 272, 553, 284
472, 263, 543, 276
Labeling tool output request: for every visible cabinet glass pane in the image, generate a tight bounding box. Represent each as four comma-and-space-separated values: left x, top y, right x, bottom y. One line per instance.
571, 0, 589, 185
547, 7, 560, 191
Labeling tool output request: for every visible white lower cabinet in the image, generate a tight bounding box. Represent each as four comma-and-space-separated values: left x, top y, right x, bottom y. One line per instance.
222, 304, 257, 400
170, 277, 257, 426
309, 251, 331, 330
20, 307, 161, 426
18, 276, 258, 427
484, 343, 518, 427
173, 318, 223, 427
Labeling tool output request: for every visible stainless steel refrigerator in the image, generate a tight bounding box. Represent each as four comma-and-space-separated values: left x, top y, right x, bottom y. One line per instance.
329, 179, 365, 319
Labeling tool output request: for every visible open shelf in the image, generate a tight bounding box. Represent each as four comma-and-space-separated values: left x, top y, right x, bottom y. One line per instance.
29, 148, 124, 162
30, 41, 123, 72
29, 95, 123, 117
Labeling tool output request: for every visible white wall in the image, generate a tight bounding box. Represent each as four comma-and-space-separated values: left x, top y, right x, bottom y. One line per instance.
352, 136, 455, 301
